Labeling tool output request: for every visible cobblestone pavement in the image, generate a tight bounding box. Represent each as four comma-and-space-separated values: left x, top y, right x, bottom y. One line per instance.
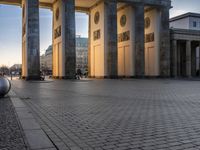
0, 97, 28, 150
11, 79, 200, 150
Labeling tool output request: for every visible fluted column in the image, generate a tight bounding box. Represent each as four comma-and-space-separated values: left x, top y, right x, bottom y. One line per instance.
64, 0, 76, 78
22, 0, 40, 80
134, 4, 145, 77
160, 7, 170, 77
199, 42, 200, 77
172, 40, 177, 77
105, 0, 118, 78
177, 41, 181, 76
186, 40, 192, 77
191, 43, 197, 77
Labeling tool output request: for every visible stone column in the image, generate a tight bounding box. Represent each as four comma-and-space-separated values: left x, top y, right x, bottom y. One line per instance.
52, 0, 76, 79
186, 40, 192, 77
22, 0, 40, 80
191, 43, 196, 77
199, 42, 200, 77
134, 4, 145, 77
160, 7, 170, 77
172, 40, 177, 77
177, 41, 181, 76
64, 0, 76, 79
105, 0, 118, 78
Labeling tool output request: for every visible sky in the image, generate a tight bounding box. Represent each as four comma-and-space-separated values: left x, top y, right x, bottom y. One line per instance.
0, 0, 199, 67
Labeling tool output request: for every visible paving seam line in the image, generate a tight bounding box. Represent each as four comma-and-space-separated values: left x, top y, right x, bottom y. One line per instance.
8, 89, 57, 150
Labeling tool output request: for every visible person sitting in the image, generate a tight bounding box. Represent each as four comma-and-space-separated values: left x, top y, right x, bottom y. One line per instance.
76, 69, 82, 80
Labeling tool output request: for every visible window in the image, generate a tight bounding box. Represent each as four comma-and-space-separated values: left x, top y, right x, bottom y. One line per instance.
193, 21, 197, 27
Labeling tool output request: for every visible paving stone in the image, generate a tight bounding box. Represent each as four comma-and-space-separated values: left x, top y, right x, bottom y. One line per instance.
20, 118, 40, 130
11, 79, 200, 150
25, 129, 54, 149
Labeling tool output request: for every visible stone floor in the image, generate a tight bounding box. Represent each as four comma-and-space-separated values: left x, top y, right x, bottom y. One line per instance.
0, 96, 28, 150
10, 79, 200, 150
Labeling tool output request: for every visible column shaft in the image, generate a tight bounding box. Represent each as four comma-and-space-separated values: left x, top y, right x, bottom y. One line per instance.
186, 40, 192, 77
191, 43, 196, 76
22, 0, 40, 80
172, 40, 177, 77
160, 7, 170, 77
177, 41, 181, 76
134, 4, 145, 77
64, 0, 76, 78
199, 42, 200, 77
105, 0, 118, 78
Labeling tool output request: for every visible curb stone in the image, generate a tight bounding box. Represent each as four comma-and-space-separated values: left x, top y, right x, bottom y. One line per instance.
9, 90, 57, 150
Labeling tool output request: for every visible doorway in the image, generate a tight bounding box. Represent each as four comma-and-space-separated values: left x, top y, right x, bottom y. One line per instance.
118, 46, 131, 77
145, 47, 156, 76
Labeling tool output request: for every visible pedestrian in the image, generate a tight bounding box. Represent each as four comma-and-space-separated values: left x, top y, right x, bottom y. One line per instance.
11, 72, 12, 80
76, 69, 82, 80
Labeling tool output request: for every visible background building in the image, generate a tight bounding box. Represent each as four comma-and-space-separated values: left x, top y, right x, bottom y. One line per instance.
40, 45, 53, 75
76, 36, 88, 74
40, 37, 88, 75
170, 12, 200, 77
10, 64, 22, 75
170, 13, 200, 30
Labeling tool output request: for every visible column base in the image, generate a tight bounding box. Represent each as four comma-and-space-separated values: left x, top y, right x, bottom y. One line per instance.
89, 76, 119, 79
52, 76, 76, 80
22, 76, 41, 80
88, 75, 171, 79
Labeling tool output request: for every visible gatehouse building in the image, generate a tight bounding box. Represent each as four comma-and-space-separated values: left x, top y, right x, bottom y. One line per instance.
0, 0, 174, 79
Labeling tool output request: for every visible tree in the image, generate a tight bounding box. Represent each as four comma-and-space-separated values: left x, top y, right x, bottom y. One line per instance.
0, 65, 9, 75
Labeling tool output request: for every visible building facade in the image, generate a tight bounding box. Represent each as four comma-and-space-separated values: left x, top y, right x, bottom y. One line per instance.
88, 1, 171, 78
170, 13, 200, 31
0, 0, 171, 79
40, 45, 53, 74
170, 13, 200, 77
10, 64, 22, 75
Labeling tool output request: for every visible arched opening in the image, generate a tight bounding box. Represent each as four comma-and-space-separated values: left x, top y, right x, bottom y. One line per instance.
75, 12, 88, 78
0, 4, 22, 78
39, 8, 53, 76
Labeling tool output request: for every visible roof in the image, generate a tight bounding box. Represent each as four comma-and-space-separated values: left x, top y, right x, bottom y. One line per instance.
170, 28, 200, 41
170, 12, 200, 22
0, 0, 171, 11
10, 64, 22, 69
